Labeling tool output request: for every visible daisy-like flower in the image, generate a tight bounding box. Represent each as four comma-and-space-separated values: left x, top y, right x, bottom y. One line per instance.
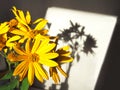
7, 35, 59, 85
0, 22, 10, 50
6, 6, 49, 46
49, 46, 73, 84
5, 6, 49, 50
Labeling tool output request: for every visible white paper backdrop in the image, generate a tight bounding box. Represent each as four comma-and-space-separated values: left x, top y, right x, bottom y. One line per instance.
44, 7, 117, 90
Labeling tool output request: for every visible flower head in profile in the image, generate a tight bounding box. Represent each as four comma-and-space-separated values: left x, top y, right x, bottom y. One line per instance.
0, 22, 10, 51
49, 46, 73, 84
8, 35, 59, 85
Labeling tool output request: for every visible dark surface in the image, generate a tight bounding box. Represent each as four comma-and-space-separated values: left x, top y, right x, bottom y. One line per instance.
0, 0, 120, 90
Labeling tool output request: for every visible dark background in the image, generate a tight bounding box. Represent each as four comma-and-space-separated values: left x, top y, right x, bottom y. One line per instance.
0, 0, 120, 90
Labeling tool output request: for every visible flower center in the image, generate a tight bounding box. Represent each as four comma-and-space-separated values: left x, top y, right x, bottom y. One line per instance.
29, 53, 39, 62
26, 30, 35, 38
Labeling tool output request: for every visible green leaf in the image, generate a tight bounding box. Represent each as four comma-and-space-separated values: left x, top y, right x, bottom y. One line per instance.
0, 76, 19, 90
20, 77, 29, 90
9, 78, 19, 89
1, 71, 13, 80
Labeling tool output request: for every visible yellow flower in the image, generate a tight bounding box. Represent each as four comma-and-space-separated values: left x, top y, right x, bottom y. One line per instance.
8, 35, 59, 85
6, 19, 48, 48
7, 6, 49, 46
0, 22, 10, 50
49, 46, 73, 84
10, 21, 48, 43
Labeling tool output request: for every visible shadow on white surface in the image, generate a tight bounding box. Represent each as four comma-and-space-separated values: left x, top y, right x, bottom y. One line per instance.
45, 7, 117, 90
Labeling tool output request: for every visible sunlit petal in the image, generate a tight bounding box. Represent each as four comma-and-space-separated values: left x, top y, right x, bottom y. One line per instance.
34, 19, 47, 30
13, 46, 26, 55
34, 64, 43, 83
39, 57, 58, 67
11, 29, 26, 36
42, 53, 59, 59
33, 18, 43, 24
25, 39, 31, 53
33, 62, 48, 80
26, 11, 31, 24
31, 35, 41, 53
38, 43, 56, 53
0, 22, 9, 34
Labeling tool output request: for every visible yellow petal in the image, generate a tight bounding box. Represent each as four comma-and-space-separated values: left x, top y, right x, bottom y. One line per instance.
19, 63, 28, 81
42, 43, 56, 53
7, 35, 21, 42
28, 62, 34, 85
19, 37, 27, 43
17, 23, 28, 32
11, 29, 26, 36
43, 53, 59, 59
33, 62, 48, 80
6, 36, 21, 47
52, 68, 60, 84
34, 64, 43, 83
39, 57, 58, 67
59, 56, 73, 63
33, 18, 43, 24
31, 35, 41, 53
19, 10, 26, 23
17, 55, 28, 61
57, 65, 67, 77
12, 6, 17, 16
16, 16, 28, 27
26, 11, 31, 24
13, 46, 26, 55
25, 39, 31, 53
34, 19, 47, 30
13, 61, 27, 75
37, 43, 56, 54
39, 38, 49, 48
49, 67, 53, 77
62, 46, 70, 50
0, 22, 9, 34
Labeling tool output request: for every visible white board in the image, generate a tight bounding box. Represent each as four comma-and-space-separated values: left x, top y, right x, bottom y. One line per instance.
45, 7, 117, 90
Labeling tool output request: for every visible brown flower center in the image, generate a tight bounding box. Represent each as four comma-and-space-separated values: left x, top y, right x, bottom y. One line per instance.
29, 53, 39, 62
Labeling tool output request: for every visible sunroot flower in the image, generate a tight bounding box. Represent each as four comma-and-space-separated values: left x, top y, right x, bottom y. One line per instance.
6, 6, 49, 48
0, 22, 10, 50
8, 35, 59, 85
49, 46, 73, 84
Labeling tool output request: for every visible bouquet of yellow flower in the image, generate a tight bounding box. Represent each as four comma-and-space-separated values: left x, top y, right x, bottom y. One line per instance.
0, 6, 73, 90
